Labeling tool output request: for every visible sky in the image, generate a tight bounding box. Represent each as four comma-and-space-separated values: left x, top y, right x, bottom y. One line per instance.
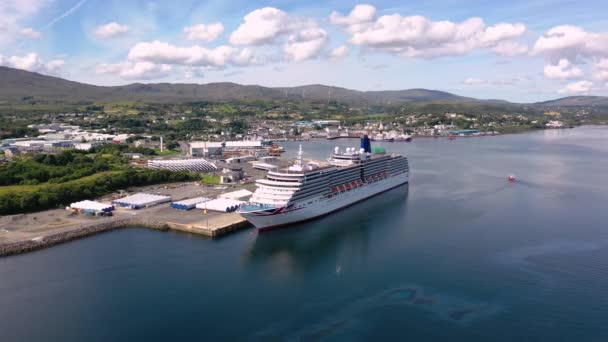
1, 0, 607, 102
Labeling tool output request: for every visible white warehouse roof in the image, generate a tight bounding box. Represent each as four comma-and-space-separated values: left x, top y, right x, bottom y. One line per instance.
190, 141, 223, 148
225, 141, 261, 148
70, 200, 114, 212
195, 198, 244, 212
147, 158, 217, 172
112, 193, 172, 207
219, 189, 253, 200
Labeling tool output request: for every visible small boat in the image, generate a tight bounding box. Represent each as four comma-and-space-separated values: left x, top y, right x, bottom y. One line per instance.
507, 175, 516, 182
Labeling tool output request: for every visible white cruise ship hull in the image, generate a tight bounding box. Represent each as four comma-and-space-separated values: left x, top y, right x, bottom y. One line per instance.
240, 172, 408, 230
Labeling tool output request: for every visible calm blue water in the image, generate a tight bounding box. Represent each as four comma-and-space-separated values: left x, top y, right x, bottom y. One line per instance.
2, 126, 608, 341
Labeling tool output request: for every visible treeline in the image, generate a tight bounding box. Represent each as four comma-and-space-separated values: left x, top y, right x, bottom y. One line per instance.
0, 169, 198, 215
0, 151, 113, 186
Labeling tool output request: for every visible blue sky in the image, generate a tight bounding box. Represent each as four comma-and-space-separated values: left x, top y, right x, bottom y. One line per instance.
1, 0, 607, 102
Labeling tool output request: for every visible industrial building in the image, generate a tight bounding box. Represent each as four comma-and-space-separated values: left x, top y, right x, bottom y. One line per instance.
219, 189, 252, 200
189, 140, 264, 157
170, 197, 210, 210
112, 193, 172, 209
69, 200, 114, 213
195, 198, 244, 212
147, 158, 217, 172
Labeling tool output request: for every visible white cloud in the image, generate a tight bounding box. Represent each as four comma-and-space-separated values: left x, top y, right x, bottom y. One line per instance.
463, 77, 486, 85
532, 25, 608, 61
45, 59, 65, 73
96, 61, 172, 80
184, 23, 224, 42
330, 45, 349, 60
0, 52, 64, 76
229, 7, 293, 45
127, 40, 255, 67
558, 80, 593, 94
543, 58, 583, 80
229, 7, 328, 61
94, 22, 130, 39
329, 4, 376, 34
284, 28, 328, 62
19, 27, 41, 39
593, 58, 608, 81
0, 0, 50, 47
493, 41, 528, 57
332, 5, 526, 59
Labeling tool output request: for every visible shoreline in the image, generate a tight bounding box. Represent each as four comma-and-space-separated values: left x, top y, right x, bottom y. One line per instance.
306, 126, 594, 142
0, 214, 251, 257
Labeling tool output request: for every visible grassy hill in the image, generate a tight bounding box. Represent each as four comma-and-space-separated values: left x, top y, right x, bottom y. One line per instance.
1, 66, 607, 109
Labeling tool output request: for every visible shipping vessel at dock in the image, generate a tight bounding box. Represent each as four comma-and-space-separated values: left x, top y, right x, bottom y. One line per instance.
238, 136, 409, 230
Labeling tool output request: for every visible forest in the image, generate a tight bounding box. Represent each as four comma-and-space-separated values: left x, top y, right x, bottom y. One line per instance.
0, 150, 200, 214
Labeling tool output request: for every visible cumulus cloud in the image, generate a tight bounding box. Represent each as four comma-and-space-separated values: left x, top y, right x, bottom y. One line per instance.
96, 61, 172, 80
284, 28, 328, 62
331, 5, 526, 59
329, 4, 376, 34
0, 0, 50, 47
184, 23, 224, 42
593, 58, 608, 81
230, 7, 296, 45
0, 52, 64, 76
127, 40, 255, 68
229, 7, 326, 61
532, 25, 608, 61
94, 22, 130, 39
543, 58, 583, 80
558, 80, 593, 94
329, 45, 349, 60
19, 27, 41, 39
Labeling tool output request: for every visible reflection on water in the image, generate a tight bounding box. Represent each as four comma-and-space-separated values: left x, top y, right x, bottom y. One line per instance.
256, 282, 502, 339
4, 127, 608, 341
243, 185, 409, 274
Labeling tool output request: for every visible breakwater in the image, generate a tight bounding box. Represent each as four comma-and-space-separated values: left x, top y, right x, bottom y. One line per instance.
0, 215, 250, 257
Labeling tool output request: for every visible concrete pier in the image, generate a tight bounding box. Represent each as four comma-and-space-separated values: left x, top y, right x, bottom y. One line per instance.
0, 210, 252, 257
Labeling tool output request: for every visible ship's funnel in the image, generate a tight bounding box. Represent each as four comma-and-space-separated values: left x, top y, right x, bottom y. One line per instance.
360, 135, 371, 153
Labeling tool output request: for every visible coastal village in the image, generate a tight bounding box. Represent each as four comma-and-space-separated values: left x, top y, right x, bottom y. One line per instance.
0, 108, 573, 256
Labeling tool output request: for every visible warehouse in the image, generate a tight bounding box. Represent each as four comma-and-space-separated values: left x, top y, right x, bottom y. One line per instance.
69, 200, 114, 213
112, 193, 172, 209
147, 158, 217, 172
170, 197, 210, 210
189, 141, 223, 156
195, 198, 244, 213
219, 189, 253, 200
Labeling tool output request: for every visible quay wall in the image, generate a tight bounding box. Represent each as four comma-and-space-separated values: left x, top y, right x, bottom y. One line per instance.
0, 216, 249, 257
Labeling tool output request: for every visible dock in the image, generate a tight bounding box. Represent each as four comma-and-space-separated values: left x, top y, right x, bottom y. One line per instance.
165, 213, 250, 237
0, 206, 253, 257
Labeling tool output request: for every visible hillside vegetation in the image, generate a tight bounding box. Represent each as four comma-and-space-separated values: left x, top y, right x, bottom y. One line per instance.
2, 66, 607, 109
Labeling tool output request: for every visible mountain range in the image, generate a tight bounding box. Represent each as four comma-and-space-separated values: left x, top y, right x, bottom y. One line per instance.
1, 66, 607, 108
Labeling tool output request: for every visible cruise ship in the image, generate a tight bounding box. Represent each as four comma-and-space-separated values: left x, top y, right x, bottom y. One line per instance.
238, 137, 409, 230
